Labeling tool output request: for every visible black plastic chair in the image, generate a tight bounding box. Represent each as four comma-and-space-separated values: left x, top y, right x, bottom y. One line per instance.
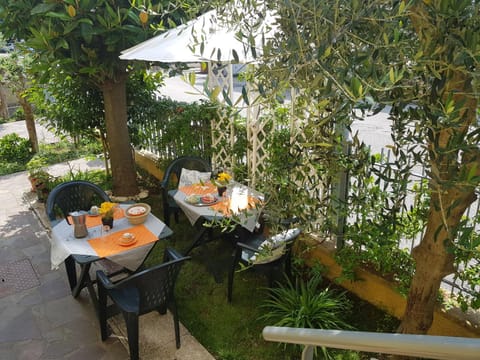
46, 180, 114, 303
46, 180, 111, 224
227, 227, 301, 302
160, 156, 211, 226
97, 247, 190, 360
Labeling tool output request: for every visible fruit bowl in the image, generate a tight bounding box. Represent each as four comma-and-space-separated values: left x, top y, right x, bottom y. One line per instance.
125, 203, 151, 225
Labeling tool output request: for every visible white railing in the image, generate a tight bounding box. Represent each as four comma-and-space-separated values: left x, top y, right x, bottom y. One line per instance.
262, 327, 480, 360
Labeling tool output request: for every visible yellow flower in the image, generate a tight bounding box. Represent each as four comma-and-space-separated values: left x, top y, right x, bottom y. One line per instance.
216, 172, 232, 186
99, 202, 117, 219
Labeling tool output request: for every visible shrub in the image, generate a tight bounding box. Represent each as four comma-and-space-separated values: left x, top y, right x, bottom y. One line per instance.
12, 107, 24, 121
0, 133, 32, 163
259, 274, 353, 358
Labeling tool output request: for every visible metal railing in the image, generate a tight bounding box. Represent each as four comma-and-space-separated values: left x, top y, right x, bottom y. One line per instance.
263, 326, 480, 360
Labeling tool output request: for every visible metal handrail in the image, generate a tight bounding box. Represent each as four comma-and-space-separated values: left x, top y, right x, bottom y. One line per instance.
263, 326, 480, 360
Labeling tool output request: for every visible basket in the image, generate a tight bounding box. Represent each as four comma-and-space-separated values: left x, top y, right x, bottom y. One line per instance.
125, 203, 151, 225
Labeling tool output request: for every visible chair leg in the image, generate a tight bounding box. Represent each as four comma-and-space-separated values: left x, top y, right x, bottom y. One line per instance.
124, 311, 140, 360
163, 204, 170, 226
227, 250, 241, 303
227, 266, 234, 303
171, 301, 181, 349
98, 284, 109, 341
267, 266, 275, 288
157, 304, 167, 315
285, 254, 292, 279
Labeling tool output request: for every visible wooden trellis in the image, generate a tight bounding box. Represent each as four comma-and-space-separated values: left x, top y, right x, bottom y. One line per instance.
207, 62, 272, 186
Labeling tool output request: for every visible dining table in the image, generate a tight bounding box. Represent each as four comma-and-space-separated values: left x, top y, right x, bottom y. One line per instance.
49, 204, 173, 311
173, 181, 264, 255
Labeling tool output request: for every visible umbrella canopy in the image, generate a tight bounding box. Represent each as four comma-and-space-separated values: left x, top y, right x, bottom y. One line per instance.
120, 9, 271, 63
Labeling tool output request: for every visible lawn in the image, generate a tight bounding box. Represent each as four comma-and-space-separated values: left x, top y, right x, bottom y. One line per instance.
141, 193, 399, 360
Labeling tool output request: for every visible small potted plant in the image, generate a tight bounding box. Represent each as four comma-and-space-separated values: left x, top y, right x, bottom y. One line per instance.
26, 156, 49, 192
28, 168, 52, 202
26, 154, 53, 202
213, 171, 232, 197
99, 201, 118, 229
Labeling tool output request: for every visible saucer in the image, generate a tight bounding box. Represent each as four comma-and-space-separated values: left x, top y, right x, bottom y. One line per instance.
117, 235, 137, 246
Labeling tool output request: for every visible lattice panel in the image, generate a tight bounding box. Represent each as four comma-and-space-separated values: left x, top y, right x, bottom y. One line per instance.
247, 100, 270, 187
208, 62, 235, 173
208, 62, 233, 100
211, 111, 235, 173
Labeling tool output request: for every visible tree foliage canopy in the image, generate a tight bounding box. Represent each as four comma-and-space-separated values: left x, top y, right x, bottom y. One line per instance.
228, 0, 479, 333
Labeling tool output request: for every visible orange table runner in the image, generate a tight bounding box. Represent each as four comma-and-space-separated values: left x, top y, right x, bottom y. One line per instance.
88, 224, 157, 258
210, 195, 261, 215
179, 182, 217, 196
180, 183, 262, 215
68, 208, 125, 228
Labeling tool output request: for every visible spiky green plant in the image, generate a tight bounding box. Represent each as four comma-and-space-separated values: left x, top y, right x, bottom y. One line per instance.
259, 274, 353, 358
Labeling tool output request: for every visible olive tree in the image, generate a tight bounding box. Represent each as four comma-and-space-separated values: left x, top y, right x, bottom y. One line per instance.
230, 0, 479, 335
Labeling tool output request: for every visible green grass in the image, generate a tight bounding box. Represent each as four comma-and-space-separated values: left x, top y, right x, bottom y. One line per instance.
141, 194, 399, 360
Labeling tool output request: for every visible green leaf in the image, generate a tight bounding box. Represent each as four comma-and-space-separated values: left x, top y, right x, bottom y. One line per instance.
350, 77, 364, 98
241, 86, 250, 106
232, 49, 239, 63
467, 164, 478, 181
45, 12, 71, 21
389, 67, 395, 83
187, 71, 196, 86
31, 3, 57, 15
209, 86, 221, 101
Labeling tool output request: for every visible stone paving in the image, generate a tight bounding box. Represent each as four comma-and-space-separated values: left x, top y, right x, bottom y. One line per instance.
0, 170, 129, 360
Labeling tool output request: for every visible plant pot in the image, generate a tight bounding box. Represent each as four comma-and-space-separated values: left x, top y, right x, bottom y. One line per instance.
217, 186, 227, 197
101, 217, 114, 229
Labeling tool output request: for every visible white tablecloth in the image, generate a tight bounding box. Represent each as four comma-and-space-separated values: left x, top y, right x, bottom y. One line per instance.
173, 182, 263, 232
49, 205, 166, 271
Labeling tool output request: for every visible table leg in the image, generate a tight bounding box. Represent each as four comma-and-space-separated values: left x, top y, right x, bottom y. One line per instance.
71, 263, 92, 298
70, 262, 100, 313
64, 255, 78, 291
184, 226, 214, 255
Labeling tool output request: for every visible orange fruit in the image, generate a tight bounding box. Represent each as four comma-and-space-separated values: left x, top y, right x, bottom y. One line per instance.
139, 11, 148, 24
67, 5, 76, 17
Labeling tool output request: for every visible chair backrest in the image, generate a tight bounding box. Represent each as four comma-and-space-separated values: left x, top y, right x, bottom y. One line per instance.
114, 248, 190, 314
160, 156, 211, 191
46, 180, 111, 223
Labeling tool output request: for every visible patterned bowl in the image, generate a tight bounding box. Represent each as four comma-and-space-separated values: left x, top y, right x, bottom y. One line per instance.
125, 203, 151, 225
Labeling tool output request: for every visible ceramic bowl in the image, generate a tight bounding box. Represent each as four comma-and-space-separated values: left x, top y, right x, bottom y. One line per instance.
125, 203, 151, 225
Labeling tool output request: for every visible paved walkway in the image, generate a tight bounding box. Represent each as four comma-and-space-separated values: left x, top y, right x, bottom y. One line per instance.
0, 169, 129, 359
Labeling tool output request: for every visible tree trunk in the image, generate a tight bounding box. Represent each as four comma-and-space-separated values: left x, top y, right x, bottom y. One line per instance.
17, 92, 38, 153
0, 85, 9, 119
398, 187, 476, 334
396, 2, 480, 337
100, 71, 138, 197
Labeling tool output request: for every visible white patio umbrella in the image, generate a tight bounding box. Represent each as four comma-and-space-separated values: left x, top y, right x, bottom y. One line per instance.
119, 9, 270, 63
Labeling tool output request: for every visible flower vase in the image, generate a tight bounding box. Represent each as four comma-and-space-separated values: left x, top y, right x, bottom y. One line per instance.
217, 186, 227, 197
101, 216, 114, 229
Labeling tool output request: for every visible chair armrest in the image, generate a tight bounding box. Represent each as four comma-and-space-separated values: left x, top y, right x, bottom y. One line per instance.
236, 242, 261, 254
164, 247, 188, 262
96, 270, 115, 289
